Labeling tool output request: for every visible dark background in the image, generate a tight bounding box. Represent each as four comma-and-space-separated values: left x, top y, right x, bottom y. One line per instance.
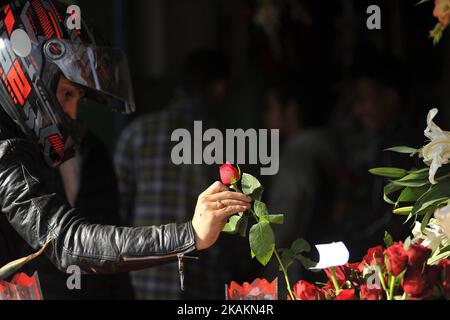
66, 0, 450, 150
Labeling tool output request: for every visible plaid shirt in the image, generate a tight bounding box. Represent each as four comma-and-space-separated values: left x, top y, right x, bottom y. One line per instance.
114, 97, 231, 300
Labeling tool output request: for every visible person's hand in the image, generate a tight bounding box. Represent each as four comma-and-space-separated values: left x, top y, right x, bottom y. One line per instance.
192, 181, 252, 250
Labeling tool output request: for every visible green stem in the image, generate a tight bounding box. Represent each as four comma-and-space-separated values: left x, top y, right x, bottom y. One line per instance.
436, 173, 450, 182
232, 184, 295, 300
329, 267, 341, 295
250, 208, 295, 300
231, 183, 241, 193
388, 275, 396, 300
377, 269, 389, 300
250, 208, 259, 221
274, 249, 296, 300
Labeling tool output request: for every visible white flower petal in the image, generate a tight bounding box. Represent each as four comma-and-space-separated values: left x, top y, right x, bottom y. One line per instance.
424, 108, 442, 140
435, 204, 450, 241
421, 109, 450, 184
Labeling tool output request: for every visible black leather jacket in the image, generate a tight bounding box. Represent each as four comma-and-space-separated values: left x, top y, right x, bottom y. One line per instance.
0, 113, 197, 275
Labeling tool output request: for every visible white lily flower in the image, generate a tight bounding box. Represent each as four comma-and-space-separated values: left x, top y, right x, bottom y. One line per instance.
435, 204, 450, 241
412, 219, 446, 251
420, 108, 450, 184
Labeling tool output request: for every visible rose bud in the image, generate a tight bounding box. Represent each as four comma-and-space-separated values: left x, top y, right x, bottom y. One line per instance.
219, 162, 240, 186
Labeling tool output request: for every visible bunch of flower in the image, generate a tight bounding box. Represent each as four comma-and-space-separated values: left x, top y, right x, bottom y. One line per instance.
292, 108, 450, 300
219, 163, 315, 300
290, 240, 450, 300
221, 108, 450, 300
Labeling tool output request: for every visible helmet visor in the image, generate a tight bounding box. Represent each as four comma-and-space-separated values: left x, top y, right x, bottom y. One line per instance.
45, 39, 136, 114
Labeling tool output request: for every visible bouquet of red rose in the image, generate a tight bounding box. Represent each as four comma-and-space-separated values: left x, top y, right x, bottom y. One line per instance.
290, 241, 450, 300
222, 108, 450, 301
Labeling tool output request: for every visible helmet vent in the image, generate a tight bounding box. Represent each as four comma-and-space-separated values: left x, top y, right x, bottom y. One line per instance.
44, 39, 65, 60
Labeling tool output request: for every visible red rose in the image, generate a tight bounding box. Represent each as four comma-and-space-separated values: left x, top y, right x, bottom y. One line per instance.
406, 243, 431, 269
426, 265, 441, 286
403, 268, 426, 297
325, 266, 348, 287
360, 284, 384, 300
219, 162, 240, 186
335, 289, 356, 300
440, 260, 450, 298
384, 243, 408, 276
290, 280, 321, 300
358, 245, 385, 272
402, 266, 441, 300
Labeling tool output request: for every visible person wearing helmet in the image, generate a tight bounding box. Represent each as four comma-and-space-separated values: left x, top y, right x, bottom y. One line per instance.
0, 0, 251, 279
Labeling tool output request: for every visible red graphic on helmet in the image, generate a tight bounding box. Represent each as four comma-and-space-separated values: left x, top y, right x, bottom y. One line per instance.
0, 0, 135, 167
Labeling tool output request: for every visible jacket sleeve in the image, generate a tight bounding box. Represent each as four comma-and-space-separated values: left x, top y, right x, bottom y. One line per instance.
0, 140, 197, 274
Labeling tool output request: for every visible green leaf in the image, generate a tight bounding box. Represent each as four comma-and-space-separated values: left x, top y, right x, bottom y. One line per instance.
280, 248, 295, 271
241, 173, 264, 201
412, 180, 450, 215
264, 214, 284, 225
253, 200, 269, 217
393, 206, 413, 215
242, 173, 262, 195
222, 215, 242, 234
369, 167, 407, 179
428, 251, 450, 265
405, 213, 414, 224
296, 255, 317, 269
392, 170, 430, 187
0, 242, 51, 281
249, 221, 275, 266
421, 209, 434, 233
384, 231, 393, 248
237, 216, 249, 237
408, 168, 430, 174
384, 183, 404, 205
291, 238, 311, 254
397, 185, 430, 204
435, 164, 450, 180
430, 22, 444, 45
384, 146, 419, 156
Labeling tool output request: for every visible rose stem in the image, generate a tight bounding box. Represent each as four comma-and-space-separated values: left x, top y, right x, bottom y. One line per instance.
329, 267, 341, 295
388, 275, 395, 300
232, 182, 296, 300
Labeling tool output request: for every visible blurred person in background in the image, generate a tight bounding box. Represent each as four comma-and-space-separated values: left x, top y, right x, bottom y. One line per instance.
115, 49, 251, 299
264, 70, 327, 148
266, 52, 421, 290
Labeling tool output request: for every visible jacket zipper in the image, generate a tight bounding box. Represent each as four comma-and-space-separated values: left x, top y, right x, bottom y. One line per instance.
177, 252, 200, 291
122, 245, 198, 291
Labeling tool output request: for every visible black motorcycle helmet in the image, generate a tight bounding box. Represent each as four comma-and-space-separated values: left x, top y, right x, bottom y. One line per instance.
0, 0, 135, 167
